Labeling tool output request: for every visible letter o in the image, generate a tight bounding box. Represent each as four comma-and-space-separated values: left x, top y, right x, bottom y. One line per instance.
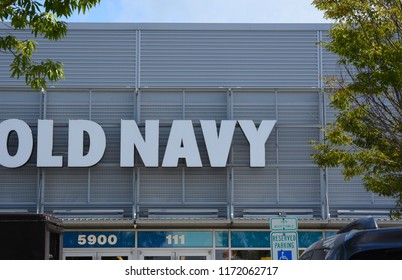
0, 119, 33, 168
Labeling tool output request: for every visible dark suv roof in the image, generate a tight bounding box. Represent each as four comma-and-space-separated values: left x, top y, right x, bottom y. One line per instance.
299, 218, 402, 260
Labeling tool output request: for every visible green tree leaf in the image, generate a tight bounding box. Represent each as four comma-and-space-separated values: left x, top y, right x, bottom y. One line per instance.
312, 0, 402, 218
0, 0, 101, 90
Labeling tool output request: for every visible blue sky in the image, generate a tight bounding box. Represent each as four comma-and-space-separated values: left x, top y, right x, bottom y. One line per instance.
67, 0, 329, 23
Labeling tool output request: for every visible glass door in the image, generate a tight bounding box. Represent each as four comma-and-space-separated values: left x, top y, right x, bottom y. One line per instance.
140, 250, 211, 260
64, 250, 132, 260
98, 252, 131, 260
64, 252, 96, 260
139, 251, 174, 260
176, 251, 211, 260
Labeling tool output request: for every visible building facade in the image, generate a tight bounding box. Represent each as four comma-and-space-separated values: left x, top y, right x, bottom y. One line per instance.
0, 23, 398, 260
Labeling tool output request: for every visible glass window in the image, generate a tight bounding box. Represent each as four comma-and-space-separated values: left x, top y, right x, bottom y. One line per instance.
65, 256, 93, 260
231, 232, 270, 248
298, 232, 323, 248
215, 250, 229, 260
231, 250, 271, 260
215, 231, 229, 247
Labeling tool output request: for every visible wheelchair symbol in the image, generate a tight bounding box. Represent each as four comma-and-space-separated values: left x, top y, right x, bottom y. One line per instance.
278, 250, 292, 260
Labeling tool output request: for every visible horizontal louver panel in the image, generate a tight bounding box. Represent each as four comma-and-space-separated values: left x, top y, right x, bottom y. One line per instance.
91, 91, 135, 124
44, 168, 88, 203
278, 127, 319, 165
46, 91, 89, 122
141, 30, 319, 88
185, 168, 227, 202
139, 168, 182, 203
0, 91, 40, 125
90, 167, 133, 203
279, 167, 320, 203
234, 167, 277, 203
0, 167, 37, 203
233, 90, 276, 120
0, 29, 136, 87
328, 169, 373, 205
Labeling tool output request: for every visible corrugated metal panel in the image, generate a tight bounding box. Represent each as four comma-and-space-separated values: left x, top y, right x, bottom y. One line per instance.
90, 166, 133, 203
91, 91, 135, 124
102, 127, 120, 164
328, 169, 396, 207
277, 91, 319, 125
321, 32, 353, 84
140, 30, 319, 88
372, 193, 396, 205
327, 168, 373, 205
279, 167, 320, 203
278, 127, 319, 165
140, 90, 183, 123
185, 168, 227, 202
0, 166, 37, 203
232, 128, 277, 166
184, 91, 227, 122
44, 168, 88, 203
233, 167, 277, 203
233, 90, 276, 120
0, 90, 40, 125
0, 29, 136, 87
46, 91, 89, 122
139, 168, 182, 203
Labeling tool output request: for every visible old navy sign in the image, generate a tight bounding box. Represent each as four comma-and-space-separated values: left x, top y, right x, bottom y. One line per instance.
0, 119, 276, 168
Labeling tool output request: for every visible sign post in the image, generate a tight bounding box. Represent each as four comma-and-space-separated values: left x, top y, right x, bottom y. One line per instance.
270, 217, 299, 260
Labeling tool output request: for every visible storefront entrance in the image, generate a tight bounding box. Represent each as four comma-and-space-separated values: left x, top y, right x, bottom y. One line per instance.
139, 250, 211, 260
63, 249, 132, 260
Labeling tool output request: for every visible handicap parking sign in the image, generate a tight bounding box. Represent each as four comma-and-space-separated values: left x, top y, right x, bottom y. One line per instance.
277, 250, 292, 260
270, 231, 298, 260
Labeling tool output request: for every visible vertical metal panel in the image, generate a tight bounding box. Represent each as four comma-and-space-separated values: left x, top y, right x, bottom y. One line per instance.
185, 168, 227, 202
90, 166, 133, 203
44, 168, 88, 203
279, 167, 320, 203
233, 167, 277, 203
140, 30, 319, 88
139, 168, 182, 203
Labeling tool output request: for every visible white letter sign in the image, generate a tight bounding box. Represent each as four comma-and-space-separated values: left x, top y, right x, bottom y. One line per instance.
0, 119, 33, 168
201, 120, 236, 167
68, 120, 106, 167
162, 120, 202, 167
121, 120, 159, 167
239, 120, 276, 167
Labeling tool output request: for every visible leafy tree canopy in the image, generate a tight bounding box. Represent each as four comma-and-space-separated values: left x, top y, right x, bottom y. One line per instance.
0, 0, 100, 90
312, 0, 402, 218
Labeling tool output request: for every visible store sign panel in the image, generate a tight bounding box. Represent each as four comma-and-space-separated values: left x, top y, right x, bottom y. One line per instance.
138, 231, 213, 248
270, 231, 298, 260
0, 119, 276, 168
64, 231, 135, 248
270, 217, 298, 231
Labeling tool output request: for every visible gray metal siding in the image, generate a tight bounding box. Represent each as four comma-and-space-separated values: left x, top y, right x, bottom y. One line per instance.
0, 23, 396, 218
0, 29, 136, 88
140, 30, 319, 88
